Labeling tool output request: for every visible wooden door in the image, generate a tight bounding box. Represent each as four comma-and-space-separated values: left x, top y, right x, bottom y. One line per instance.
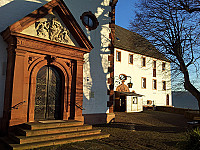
34, 66, 62, 120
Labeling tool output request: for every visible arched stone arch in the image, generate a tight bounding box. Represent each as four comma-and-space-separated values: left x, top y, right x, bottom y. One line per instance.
28, 56, 73, 122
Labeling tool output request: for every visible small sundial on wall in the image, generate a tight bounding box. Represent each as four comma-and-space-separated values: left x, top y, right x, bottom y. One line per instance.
119, 74, 127, 81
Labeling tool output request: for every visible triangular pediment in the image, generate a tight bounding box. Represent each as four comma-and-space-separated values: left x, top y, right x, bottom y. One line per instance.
2, 0, 93, 51
21, 11, 79, 47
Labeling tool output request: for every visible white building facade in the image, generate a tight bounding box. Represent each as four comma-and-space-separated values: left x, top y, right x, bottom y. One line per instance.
0, 0, 172, 135
114, 26, 172, 112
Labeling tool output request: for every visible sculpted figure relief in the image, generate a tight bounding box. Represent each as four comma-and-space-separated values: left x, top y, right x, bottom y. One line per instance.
35, 18, 70, 44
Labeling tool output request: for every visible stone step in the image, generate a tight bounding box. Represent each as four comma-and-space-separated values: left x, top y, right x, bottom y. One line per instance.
21, 120, 83, 130
11, 129, 101, 144
0, 136, 16, 150
10, 133, 110, 150
17, 124, 93, 137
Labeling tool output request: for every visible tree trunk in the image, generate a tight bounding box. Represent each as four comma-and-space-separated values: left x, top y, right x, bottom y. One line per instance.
184, 80, 200, 111
179, 56, 200, 111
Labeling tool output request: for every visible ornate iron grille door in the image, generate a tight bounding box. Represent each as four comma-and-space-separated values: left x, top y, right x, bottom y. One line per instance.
34, 66, 61, 120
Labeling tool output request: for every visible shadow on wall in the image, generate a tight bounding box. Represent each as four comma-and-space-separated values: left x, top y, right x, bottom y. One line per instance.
0, 0, 51, 32
82, 1, 111, 114
0, 0, 50, 118
0, 36, 7, 118
0, 0, 112, 115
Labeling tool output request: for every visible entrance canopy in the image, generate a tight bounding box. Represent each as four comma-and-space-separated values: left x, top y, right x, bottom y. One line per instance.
115, 91, 143, 97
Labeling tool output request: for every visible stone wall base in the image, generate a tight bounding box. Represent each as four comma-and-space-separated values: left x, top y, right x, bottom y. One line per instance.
83, 113, 115, 125
156, 106, 196, 115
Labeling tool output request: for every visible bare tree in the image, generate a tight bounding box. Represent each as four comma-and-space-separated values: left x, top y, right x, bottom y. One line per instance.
129, 0, 200, 109
178, 0, 200, 13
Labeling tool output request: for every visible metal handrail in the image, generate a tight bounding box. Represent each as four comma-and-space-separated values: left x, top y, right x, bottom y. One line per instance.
9, 101, 26, 112
75, 102, 85, 110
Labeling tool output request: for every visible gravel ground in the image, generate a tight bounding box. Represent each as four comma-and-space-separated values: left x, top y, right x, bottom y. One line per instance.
38, 110, 188, 150
94, 110, 188, 150
0, 110, 189, 150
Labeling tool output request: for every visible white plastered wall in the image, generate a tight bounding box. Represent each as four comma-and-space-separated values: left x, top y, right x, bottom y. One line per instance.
126, 96, 143, 112
64, 0, 111, 114
0, 0, 52, 118
0, 0, 112, 116
114, 48, 172, 107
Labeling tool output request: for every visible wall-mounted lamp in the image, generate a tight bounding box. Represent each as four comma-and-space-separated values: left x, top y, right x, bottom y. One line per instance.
126, 76, 133, 88
114, 74, 133, 88
127, 82, 133, 88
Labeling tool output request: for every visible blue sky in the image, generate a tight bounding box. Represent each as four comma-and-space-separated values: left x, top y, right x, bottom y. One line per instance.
116, 0, 137, 30
115, 0, 200, 91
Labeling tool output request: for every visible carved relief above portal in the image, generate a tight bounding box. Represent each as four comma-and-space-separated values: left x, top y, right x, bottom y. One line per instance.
35, 17, 70, 44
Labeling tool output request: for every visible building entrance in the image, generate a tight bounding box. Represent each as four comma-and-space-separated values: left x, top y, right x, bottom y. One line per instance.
120, 95, 126, 112
34, 66, 62, 120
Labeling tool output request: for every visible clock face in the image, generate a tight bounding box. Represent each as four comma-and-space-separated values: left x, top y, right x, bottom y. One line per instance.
119, 74, 126, 80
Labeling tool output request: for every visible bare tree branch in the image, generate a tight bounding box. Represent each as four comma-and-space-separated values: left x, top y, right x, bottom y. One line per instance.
178, 0, 200, 13
130, 0, 200, 109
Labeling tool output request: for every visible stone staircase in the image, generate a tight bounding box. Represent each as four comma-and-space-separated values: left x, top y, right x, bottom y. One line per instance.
1, 120, 109, 150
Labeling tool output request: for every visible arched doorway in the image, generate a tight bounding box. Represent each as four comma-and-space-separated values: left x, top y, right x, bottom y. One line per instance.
34, 66, 62, 120
115, 82, 130, 112
166, 94, 169, 105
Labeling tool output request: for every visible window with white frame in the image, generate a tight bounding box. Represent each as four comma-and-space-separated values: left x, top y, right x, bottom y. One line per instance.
153, 60, 156, 77
162, 81, 166, 90
153, 79, 157, 90
162, 62, 166, 71
142, 57, 146, 67
153, 60, 156, 68
142, 77, 146, 89
133, 97, 138, 104
129, 54, 133, 64
116, 51, 121, 62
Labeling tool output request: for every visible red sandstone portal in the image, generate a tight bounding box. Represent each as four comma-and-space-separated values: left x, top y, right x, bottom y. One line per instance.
0, 0, 93, 132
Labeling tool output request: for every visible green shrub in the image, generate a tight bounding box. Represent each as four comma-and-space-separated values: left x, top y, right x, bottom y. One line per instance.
184, 127, 200, 150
